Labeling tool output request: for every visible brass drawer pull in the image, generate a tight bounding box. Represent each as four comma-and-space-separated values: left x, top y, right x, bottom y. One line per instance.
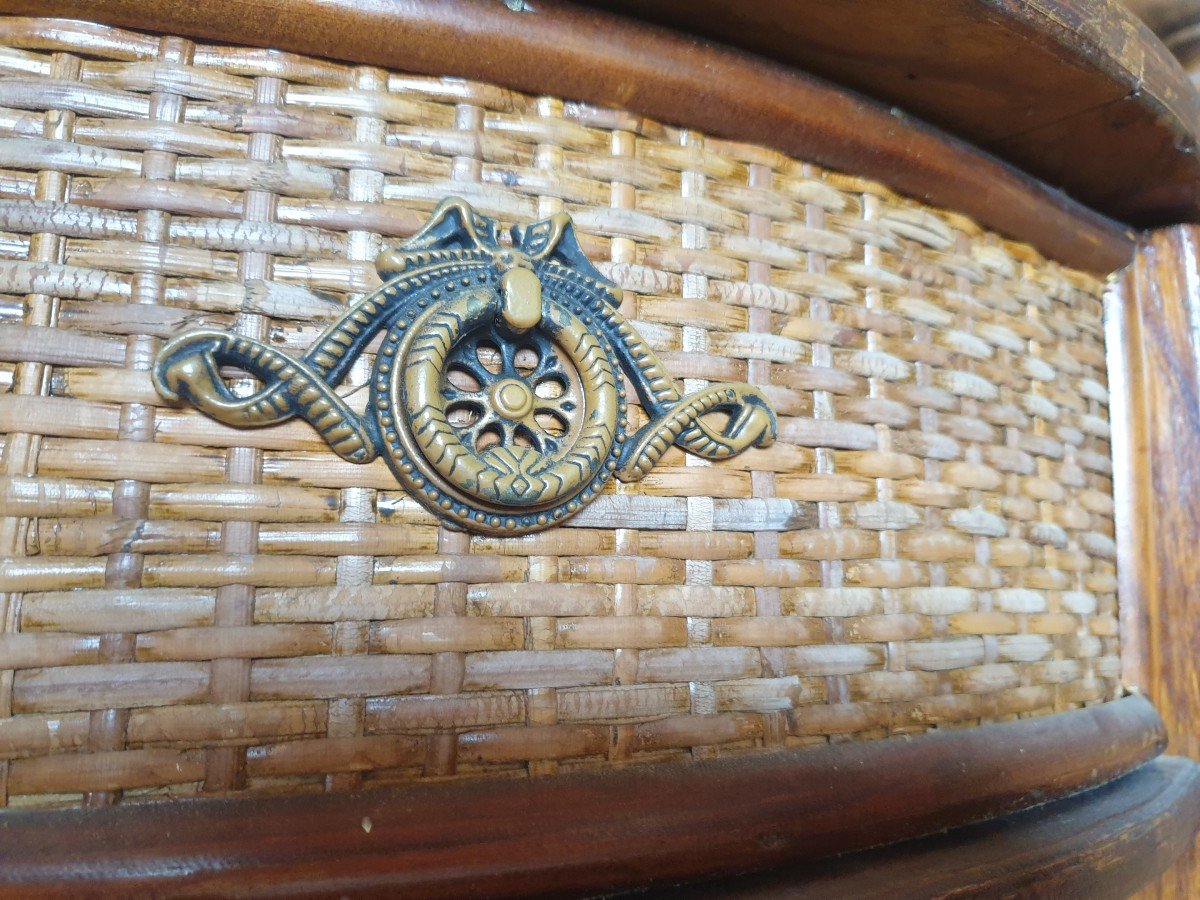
153, 199, 776, 534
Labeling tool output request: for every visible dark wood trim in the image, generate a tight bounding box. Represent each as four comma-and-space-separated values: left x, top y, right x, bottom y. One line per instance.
583, 0, 1200, 230
1110, 228, 1200, 755
1109, 227, 1200, 898
679, 756, 1200, 899
0, 695, 1165, 897
0, 1, 1134, 274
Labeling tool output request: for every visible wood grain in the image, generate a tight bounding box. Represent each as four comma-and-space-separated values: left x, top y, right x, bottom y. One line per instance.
585, 0, 1200, 227
679, 756, 1200, 898
1110, 226, 1200, 898
0, 695, 1166, 897
0, 0, 1134, 274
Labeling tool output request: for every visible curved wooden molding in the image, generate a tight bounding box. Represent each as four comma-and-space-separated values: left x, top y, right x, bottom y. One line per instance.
0, 2, 1133, 273
697, 756, 1200, 898
586, 0, 1200, 231
0, 695, 1166, 897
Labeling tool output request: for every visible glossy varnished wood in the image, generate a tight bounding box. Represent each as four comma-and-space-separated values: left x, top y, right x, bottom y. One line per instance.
585, 0, 1200, 227
1110, 227, 1200, 898
0, 696, 1166, 897
0, 1, 1134, 273
677, 757, 1200, 898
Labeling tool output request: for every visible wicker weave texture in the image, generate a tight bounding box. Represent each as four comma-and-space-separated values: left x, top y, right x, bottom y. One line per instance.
0, 18, 1120, 807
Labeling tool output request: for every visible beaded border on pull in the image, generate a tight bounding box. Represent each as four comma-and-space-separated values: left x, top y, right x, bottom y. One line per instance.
152, 198, 777, 535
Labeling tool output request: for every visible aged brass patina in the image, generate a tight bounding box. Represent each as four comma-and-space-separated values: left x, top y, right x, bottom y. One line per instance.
153, 198, 777, 535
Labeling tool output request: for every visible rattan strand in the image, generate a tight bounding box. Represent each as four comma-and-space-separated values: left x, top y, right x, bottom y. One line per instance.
0, 17, 1120, 807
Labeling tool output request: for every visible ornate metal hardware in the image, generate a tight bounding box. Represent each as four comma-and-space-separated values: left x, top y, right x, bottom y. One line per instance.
153, 198, 777, 535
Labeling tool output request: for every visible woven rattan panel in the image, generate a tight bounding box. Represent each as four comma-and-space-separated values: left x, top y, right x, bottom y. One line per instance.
0, 18, 1121, 807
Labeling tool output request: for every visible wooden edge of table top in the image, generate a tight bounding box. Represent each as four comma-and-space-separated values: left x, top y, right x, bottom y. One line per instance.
584, 0, 1200, 230
0, 694, 1166, 897
681, 755, 1200, 899
0, 0, 1135, 274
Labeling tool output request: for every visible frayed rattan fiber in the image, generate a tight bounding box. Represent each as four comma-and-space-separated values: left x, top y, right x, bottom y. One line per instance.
0, 16, 1120, 808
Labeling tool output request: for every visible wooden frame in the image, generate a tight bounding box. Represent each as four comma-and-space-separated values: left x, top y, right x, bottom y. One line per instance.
0, 0, 1133, 273
1108, 227, 1200, 896
0, 0, 1197, 894
583, 0, 1200, 227
0, 696, 1169, 895
692, 758, 1200, 898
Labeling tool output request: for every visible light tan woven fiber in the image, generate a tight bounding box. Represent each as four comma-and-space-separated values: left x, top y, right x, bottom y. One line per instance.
0, 17, 1120, 808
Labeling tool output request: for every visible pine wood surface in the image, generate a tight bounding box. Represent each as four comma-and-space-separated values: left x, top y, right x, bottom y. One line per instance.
0, 17, 1124, 808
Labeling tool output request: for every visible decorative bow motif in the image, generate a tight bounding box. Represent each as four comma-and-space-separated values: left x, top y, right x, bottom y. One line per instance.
153, 198, 777, 535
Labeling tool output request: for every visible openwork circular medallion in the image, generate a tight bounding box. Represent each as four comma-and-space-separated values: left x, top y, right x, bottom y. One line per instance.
153, 198, 777, 535
375, 271, 625, 534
